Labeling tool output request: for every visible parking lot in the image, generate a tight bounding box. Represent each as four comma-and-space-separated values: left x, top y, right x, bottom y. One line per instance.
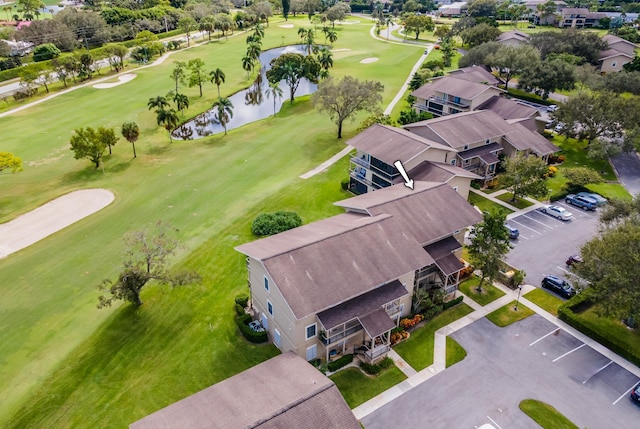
361, 315, 640, 429
505, 200, 600, 292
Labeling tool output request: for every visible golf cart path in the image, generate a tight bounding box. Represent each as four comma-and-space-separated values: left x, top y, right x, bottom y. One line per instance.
0, 189, 114, 259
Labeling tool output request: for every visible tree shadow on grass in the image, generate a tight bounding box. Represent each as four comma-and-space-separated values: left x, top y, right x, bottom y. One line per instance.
58, 165, 106, 185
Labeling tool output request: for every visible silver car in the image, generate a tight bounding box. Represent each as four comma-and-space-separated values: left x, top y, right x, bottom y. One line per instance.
541, 205, 573, 221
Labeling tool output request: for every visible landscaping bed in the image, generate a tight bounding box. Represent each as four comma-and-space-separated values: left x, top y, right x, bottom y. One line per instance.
458, 276, 506, 306
486, 301, 535, 327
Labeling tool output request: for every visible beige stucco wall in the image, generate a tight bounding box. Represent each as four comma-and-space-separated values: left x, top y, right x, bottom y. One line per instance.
609, 41, 636, 56
600, 56, 629, 73
405, 147, 453, 171
469, 88, 503, 110
447, 176, 473, 200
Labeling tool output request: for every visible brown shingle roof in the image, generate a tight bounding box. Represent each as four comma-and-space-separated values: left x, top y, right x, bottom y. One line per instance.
598, 48, 633, 61
603, 34, 638, 48
129, 353, 360, 429
346, 124, 455, 165
336, 182, 483, 246
393, 161, 481, 184
411, 76, 503, 101
404, 110, 516, 149
476, 96, 539, 120
503, 122, 559, 156
497, 30, 530, 43
237, 213, 434, 319
448, 66, 503, 85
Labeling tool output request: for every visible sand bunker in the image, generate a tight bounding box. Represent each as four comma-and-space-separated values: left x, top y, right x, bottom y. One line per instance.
278, 24, 294, 28
332, 48, 351, 52
0, 189, 115, 258
93, 73, 137, 89
360, 57, 379, 64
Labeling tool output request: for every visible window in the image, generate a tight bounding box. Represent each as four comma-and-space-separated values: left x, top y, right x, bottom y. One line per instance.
263, 276, 269, 291
464, 159, 470, 165
306, 344, 317, 361
485, 139, 491, 144
453, 186, 458, 192
305, 323, 317, 340
612, 61, 617, 67
463, 144, 469, 150
267, 300, 273, 316
450, 159, 456, 166
274, 329, 281, 348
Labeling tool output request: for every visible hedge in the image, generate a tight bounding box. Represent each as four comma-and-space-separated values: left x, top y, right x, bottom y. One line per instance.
235, 293, 249, 308
327, 354, 354, 372
359, 357, 394, 375
443, 295, 464, 310
251, 211, 302, 236
507, 89, 554, 106
558, 295, 640, 368
235, 313, 268, 343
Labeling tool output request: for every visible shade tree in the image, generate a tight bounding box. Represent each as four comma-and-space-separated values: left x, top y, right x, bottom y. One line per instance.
468, 211, 512, 292
500, 153, 549, 202
97, 221, 200, 308
312, 76, 384, 138
266, 53, 321, 103
0, 152, 23, 173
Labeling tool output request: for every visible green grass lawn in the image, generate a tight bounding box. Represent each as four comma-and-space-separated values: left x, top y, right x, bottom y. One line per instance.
468, 191, 514, 215
330, 366, 407, 409
393, 303, 474, 371
524, 288, 563, 316
0, 18, 424, 427
445, 336, 466, 368
495, 192, 534, 209
486, 301, 535, 327
458, 276, 506, 306
520, 399, 578, 429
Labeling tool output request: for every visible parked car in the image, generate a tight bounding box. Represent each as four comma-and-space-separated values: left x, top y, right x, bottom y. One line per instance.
565, 194, 597, 211
505, 223, 519, 239
547, 104, 558, 112
577, 191, 607, 207
541, 275, 576, 299
566, 254, 583, 266
630, 381, 640, 405
541, 205, 573, 220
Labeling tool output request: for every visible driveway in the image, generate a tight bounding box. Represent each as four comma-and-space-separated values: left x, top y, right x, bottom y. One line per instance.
505, 201, 600, 291
361, 315, 640, 429
611, 151, 640, 198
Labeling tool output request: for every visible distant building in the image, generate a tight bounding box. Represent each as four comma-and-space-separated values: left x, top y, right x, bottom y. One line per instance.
599, 34, 638, 73
438, 1, 467, 16
497, 30, 531, 47
4, 40, 34, 56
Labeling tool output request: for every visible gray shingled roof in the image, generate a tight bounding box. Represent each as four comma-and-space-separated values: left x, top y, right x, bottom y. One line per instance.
346, 123, 455, 165
404, 110, 516, 149
447, 66, 503, 85
129, 353, 360, 429
599, 48, 633, 60
336, 182, 483, 246
236, 212, 434, 319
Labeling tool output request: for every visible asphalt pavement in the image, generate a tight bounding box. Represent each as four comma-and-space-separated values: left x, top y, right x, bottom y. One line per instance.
611, 151, 640, 198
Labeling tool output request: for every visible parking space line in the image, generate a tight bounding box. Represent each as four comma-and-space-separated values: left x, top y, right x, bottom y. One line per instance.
486, 416, 503, 429
582, 361, 613, 384
523, 213, 556, 229
510, 219, 542, 235
613, 382, 639, 405
529, 328, 561, 346
552, 343, 586, 362
557, 266, 588, 284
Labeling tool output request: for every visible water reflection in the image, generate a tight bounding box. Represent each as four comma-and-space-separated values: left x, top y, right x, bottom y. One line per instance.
174, 45, 317, 140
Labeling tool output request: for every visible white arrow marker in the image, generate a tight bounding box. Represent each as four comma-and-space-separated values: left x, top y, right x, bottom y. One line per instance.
393, 160, 414, 190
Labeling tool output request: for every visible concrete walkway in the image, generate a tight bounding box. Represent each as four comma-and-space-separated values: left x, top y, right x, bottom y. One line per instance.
469, 188, 547, 220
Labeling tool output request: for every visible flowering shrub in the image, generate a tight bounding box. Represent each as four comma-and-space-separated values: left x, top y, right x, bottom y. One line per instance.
390, 330, 410, 345
400, 314, 424, 330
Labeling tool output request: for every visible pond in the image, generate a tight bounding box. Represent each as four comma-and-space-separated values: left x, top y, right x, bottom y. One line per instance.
173, 45, 317, 140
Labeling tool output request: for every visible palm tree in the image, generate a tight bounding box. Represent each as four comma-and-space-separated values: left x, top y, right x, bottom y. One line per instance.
209, 68, 226, 97
241, 56, 254, 78
212, 97, 234, 135
121, 122, 140, 158
173, 93, 190, 116
317, 47, 333, 72
265, 81, 283, 116
246, 41, 261, 62
147, 95, 169, 111
156, 108, 180, 142
304, 29, 315, 55
321, 26, 330, 44
253, 23, 265, 40
327, 29, 338, 45
2, 6, 11, 20
297, 27, 308, 42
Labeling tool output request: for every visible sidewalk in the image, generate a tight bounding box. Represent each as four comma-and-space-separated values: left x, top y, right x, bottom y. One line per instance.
352, 280, 640, 421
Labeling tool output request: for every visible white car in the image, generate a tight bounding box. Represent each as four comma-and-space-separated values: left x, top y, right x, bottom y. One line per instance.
541, 205, 573, 221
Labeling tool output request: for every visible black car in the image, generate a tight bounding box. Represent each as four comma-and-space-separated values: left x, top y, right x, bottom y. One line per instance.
541, 275, 576, 299
631, 382, 640, 405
